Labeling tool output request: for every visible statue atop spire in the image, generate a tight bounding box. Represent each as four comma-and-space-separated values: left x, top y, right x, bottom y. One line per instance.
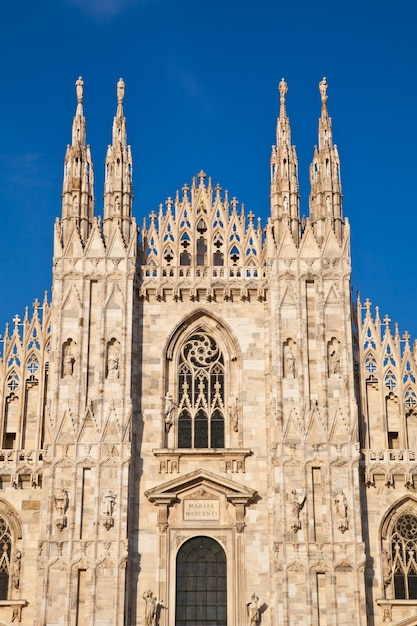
76, 76, 84, 104
278, 78, 288, 107
319, 77, 328, 107
117, 78, 125, 105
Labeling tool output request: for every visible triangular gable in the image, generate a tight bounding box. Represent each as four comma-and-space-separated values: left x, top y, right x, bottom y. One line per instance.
145, 468, 256, 503
283, 408, 303, 443
84, 222, 106, 258
55, 408, 77, 443
107, 226, 128, 257
62, 224, 84, 258
298, 225, 321, 258
324, 284, 341, 305
322, 227, 342, 258
329, 406, 349, 442
277, 227, 298, 258
305, 405, 328, 444
77, 404, 99, 443
105, 283, 125, 309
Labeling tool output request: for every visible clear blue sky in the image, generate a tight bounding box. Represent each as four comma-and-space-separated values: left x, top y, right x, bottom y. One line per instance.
0, 0, 416, 341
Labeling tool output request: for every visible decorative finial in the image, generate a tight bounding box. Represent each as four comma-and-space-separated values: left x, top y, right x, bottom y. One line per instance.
117, 78, 125, 104
278, 78, 288, 104
319, 77, 328, 105
76, 76, 84, 104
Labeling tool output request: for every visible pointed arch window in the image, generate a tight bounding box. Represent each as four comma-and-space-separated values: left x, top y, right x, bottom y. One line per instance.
391, 514, 417, 599
177, 333, 225, 449
0, 515, 12, 599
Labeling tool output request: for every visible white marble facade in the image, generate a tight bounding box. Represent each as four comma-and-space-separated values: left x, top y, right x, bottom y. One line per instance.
0, 77, 416, 626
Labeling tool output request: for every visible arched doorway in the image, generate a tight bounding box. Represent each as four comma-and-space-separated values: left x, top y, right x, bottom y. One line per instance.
175, 536, 227, 626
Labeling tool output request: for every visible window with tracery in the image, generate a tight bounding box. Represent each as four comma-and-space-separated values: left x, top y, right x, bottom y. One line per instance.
0, 516, 12, 600
391, 514, 417, 599
177, 333, 225, 449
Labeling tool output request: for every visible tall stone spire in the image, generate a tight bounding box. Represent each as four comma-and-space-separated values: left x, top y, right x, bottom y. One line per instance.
103, 77, 133, 244
270, 78, 300, 245
61, 76, 95, 245
309, 77, 343, 244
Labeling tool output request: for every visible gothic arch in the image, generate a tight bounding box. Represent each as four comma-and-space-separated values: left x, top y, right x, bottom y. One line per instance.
0, 499, 22, 540
164, 309, 241, 363
381, 495, 417, 540
163, 313, 242, 450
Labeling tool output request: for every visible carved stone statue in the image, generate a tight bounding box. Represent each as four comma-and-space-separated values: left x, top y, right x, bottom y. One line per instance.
164, 393, 175, 432
107, 350, 119, 379
285, 343, 296, 378
278, 78, 288, 104
12, 549, 21, 589
334, 488, 349, 533
290, 490, 305, 533
143, 589, 157, 626
319, 77, 328, 104
76, 76, 84, 103
54, 488, 69, 531
247, 593, 262, 626
117, 78, 125, 103
382, 548, 392, 586
63, 343, 75, 377
104, 490, 117, 517
328, 339, 341, 376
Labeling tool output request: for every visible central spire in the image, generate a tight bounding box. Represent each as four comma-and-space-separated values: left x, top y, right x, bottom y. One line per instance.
270, 78, 300, 246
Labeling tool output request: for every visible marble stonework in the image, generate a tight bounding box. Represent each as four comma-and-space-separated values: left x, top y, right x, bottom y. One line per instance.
0, 76, 416, 626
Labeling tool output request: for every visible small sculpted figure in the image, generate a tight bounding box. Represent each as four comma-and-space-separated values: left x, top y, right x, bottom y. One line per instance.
143, 590, 157, 626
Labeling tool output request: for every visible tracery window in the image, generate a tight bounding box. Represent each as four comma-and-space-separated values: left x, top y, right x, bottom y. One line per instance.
177, 333, 225, 449
0, 515, 12, 600
391, 514, 417, 599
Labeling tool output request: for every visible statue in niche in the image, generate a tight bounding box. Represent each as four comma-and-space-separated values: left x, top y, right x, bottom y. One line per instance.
164, 393, 175, 432
143, 590, 158, 626
382, 548, 392, 587
290, 490, 305, 533
284, 341, 296, 378
247, 593, 262, 626
54, 488, 69, 531
326, 195, 331, 213
63, 341, 76, 377
334, 488, 349, 533
12, 550, 21, 589
115, 196, 121, 213
104, 490, 117, 517
283, 195, 289, 213
72, 195, 79, 215
107, 340, 120, 379
328, 338, 341, 376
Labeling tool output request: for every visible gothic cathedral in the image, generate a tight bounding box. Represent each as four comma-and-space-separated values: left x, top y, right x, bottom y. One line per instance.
0, 76, 416, 626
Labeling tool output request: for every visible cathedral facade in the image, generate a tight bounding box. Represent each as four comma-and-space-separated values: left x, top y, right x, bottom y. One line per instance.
0, 76, 416, 626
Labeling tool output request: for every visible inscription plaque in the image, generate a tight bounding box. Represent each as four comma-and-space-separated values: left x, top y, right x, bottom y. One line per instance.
183, 500, 219, 520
